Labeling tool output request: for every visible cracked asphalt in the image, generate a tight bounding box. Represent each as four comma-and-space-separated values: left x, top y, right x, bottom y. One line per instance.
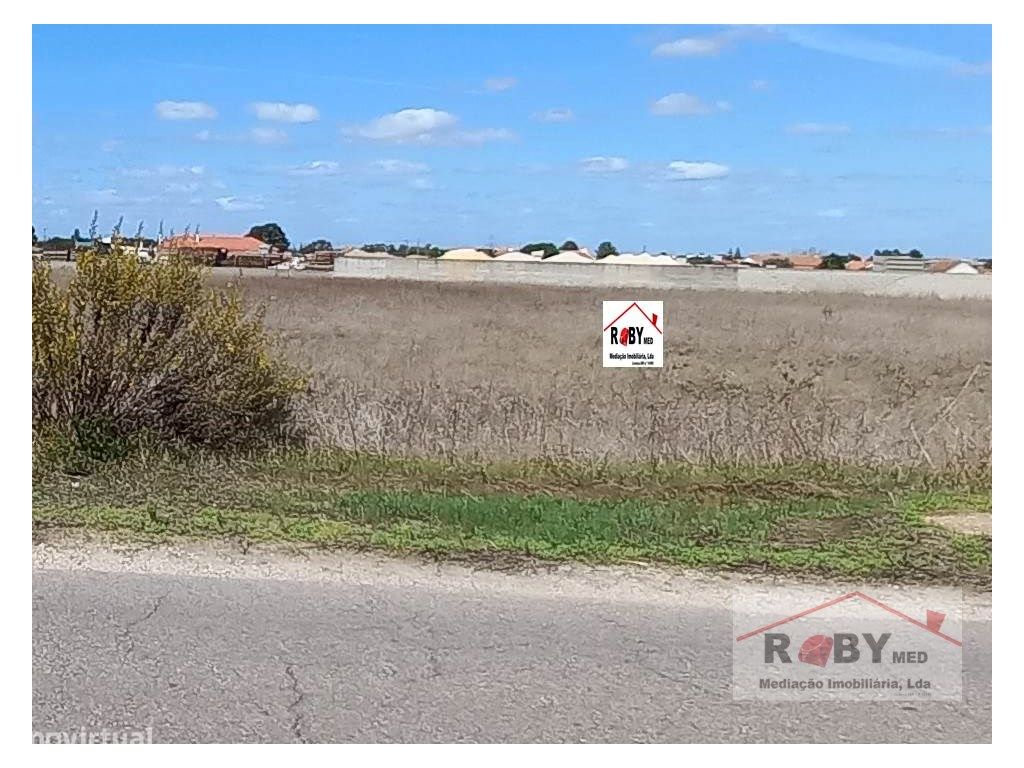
32, 536, 992, 743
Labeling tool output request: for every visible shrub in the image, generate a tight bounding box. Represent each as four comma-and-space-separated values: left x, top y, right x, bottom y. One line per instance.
32, 248, 307, 457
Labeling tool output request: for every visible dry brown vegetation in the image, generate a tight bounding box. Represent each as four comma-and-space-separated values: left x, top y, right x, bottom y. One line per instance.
201, 270, 991, 473
34, 265, 992, 579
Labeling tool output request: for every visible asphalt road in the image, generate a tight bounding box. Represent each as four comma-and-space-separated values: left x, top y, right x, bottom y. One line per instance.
32, 537, 992, 743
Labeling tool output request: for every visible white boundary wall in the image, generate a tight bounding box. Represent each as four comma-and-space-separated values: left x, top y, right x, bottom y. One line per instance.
333, 257, 991, 300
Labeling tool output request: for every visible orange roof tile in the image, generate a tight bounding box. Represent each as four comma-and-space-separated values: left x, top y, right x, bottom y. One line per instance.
788, 255, 823, 269
163, 234, 267, 251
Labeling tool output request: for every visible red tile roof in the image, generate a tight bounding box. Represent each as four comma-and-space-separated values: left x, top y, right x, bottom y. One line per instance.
162, 234, 267, 252
788, 255, 823, 269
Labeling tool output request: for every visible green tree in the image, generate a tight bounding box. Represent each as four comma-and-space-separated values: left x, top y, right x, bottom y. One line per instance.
300, 239, 333, 254
560, 239, 579, 251
596, 241, 618, 259
908, 249, 924, 259
735, 246, 742, 259
247, 223, 290, 252
818, 253, 850, 270
521, 242, 559, 258
32, 226, 38, 245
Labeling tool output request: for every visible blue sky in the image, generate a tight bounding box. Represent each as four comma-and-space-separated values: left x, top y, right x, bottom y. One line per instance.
32, 24, 992, 256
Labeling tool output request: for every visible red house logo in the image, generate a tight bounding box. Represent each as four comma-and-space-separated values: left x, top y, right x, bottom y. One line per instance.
732, 587, 963, 701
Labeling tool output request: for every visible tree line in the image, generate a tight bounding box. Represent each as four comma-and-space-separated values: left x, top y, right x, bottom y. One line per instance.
33, 215, 931, 266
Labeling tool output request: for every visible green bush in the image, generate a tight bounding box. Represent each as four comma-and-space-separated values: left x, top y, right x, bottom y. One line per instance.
32, 248, 307, 458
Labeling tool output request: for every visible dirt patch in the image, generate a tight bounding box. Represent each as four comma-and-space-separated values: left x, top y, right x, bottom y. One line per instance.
926, 513, 992, 536
770, 516, 867, 547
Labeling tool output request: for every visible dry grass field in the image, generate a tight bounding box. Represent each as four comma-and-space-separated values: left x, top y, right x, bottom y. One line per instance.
212, 271, 991, 474
35, 264, 991, 581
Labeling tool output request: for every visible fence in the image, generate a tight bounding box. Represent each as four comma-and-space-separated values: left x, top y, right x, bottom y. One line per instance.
333, 257, 991, 299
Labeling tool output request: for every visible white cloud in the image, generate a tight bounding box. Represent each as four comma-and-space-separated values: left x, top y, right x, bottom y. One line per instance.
483, 76, 518, 92
453, 128, 514, 145
250, 127, 289, 144
194, 128, 289, 144
781, 26, 991, 77
289, 160, 342, 176
249, 102, 320, 123
372, 159, 430, 174
534, 107, 575, 123
652, 37, 725, 57
787, 122, 851, 135
349, 108, 458, 142
716, 100, 733, 112
750, 79, 772, 92
164, 181, 201, 194
580, 156, 629, 173
908, 125, 992, 139
817, 208, 847, 218
346, 108, 510, 146
409, 177, 437, 190
952, 61, 991, 77
155, 100, 217, 120
666, 161, 730, 180
215, 196, 264, 212
120, 165, 205, 179
651, 93, 717, 116
84, 189, 119, 203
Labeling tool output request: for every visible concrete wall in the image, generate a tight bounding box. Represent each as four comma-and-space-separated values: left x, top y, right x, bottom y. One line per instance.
736, 269, 991, 299
333, 257, 991, 300
334, 256, 737, 291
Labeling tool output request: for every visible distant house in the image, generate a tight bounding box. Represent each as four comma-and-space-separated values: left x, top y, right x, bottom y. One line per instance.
927, 259, 980, 275
440, 248, 492, 261
844, 258, 871, 271
874, 254, 926, 272
343, 248, 396, 259
161, 234, 271, 266
788, 255, 823, 270
491, 245, 523, 256
543, 250, 594, 263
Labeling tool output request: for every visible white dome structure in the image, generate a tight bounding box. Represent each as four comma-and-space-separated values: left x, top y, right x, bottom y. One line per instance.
493, 251, 542, 262
343, 248, 395, 258
440, 248, 493, 261
544, 250, 594, 263
607, 253, 659, 265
